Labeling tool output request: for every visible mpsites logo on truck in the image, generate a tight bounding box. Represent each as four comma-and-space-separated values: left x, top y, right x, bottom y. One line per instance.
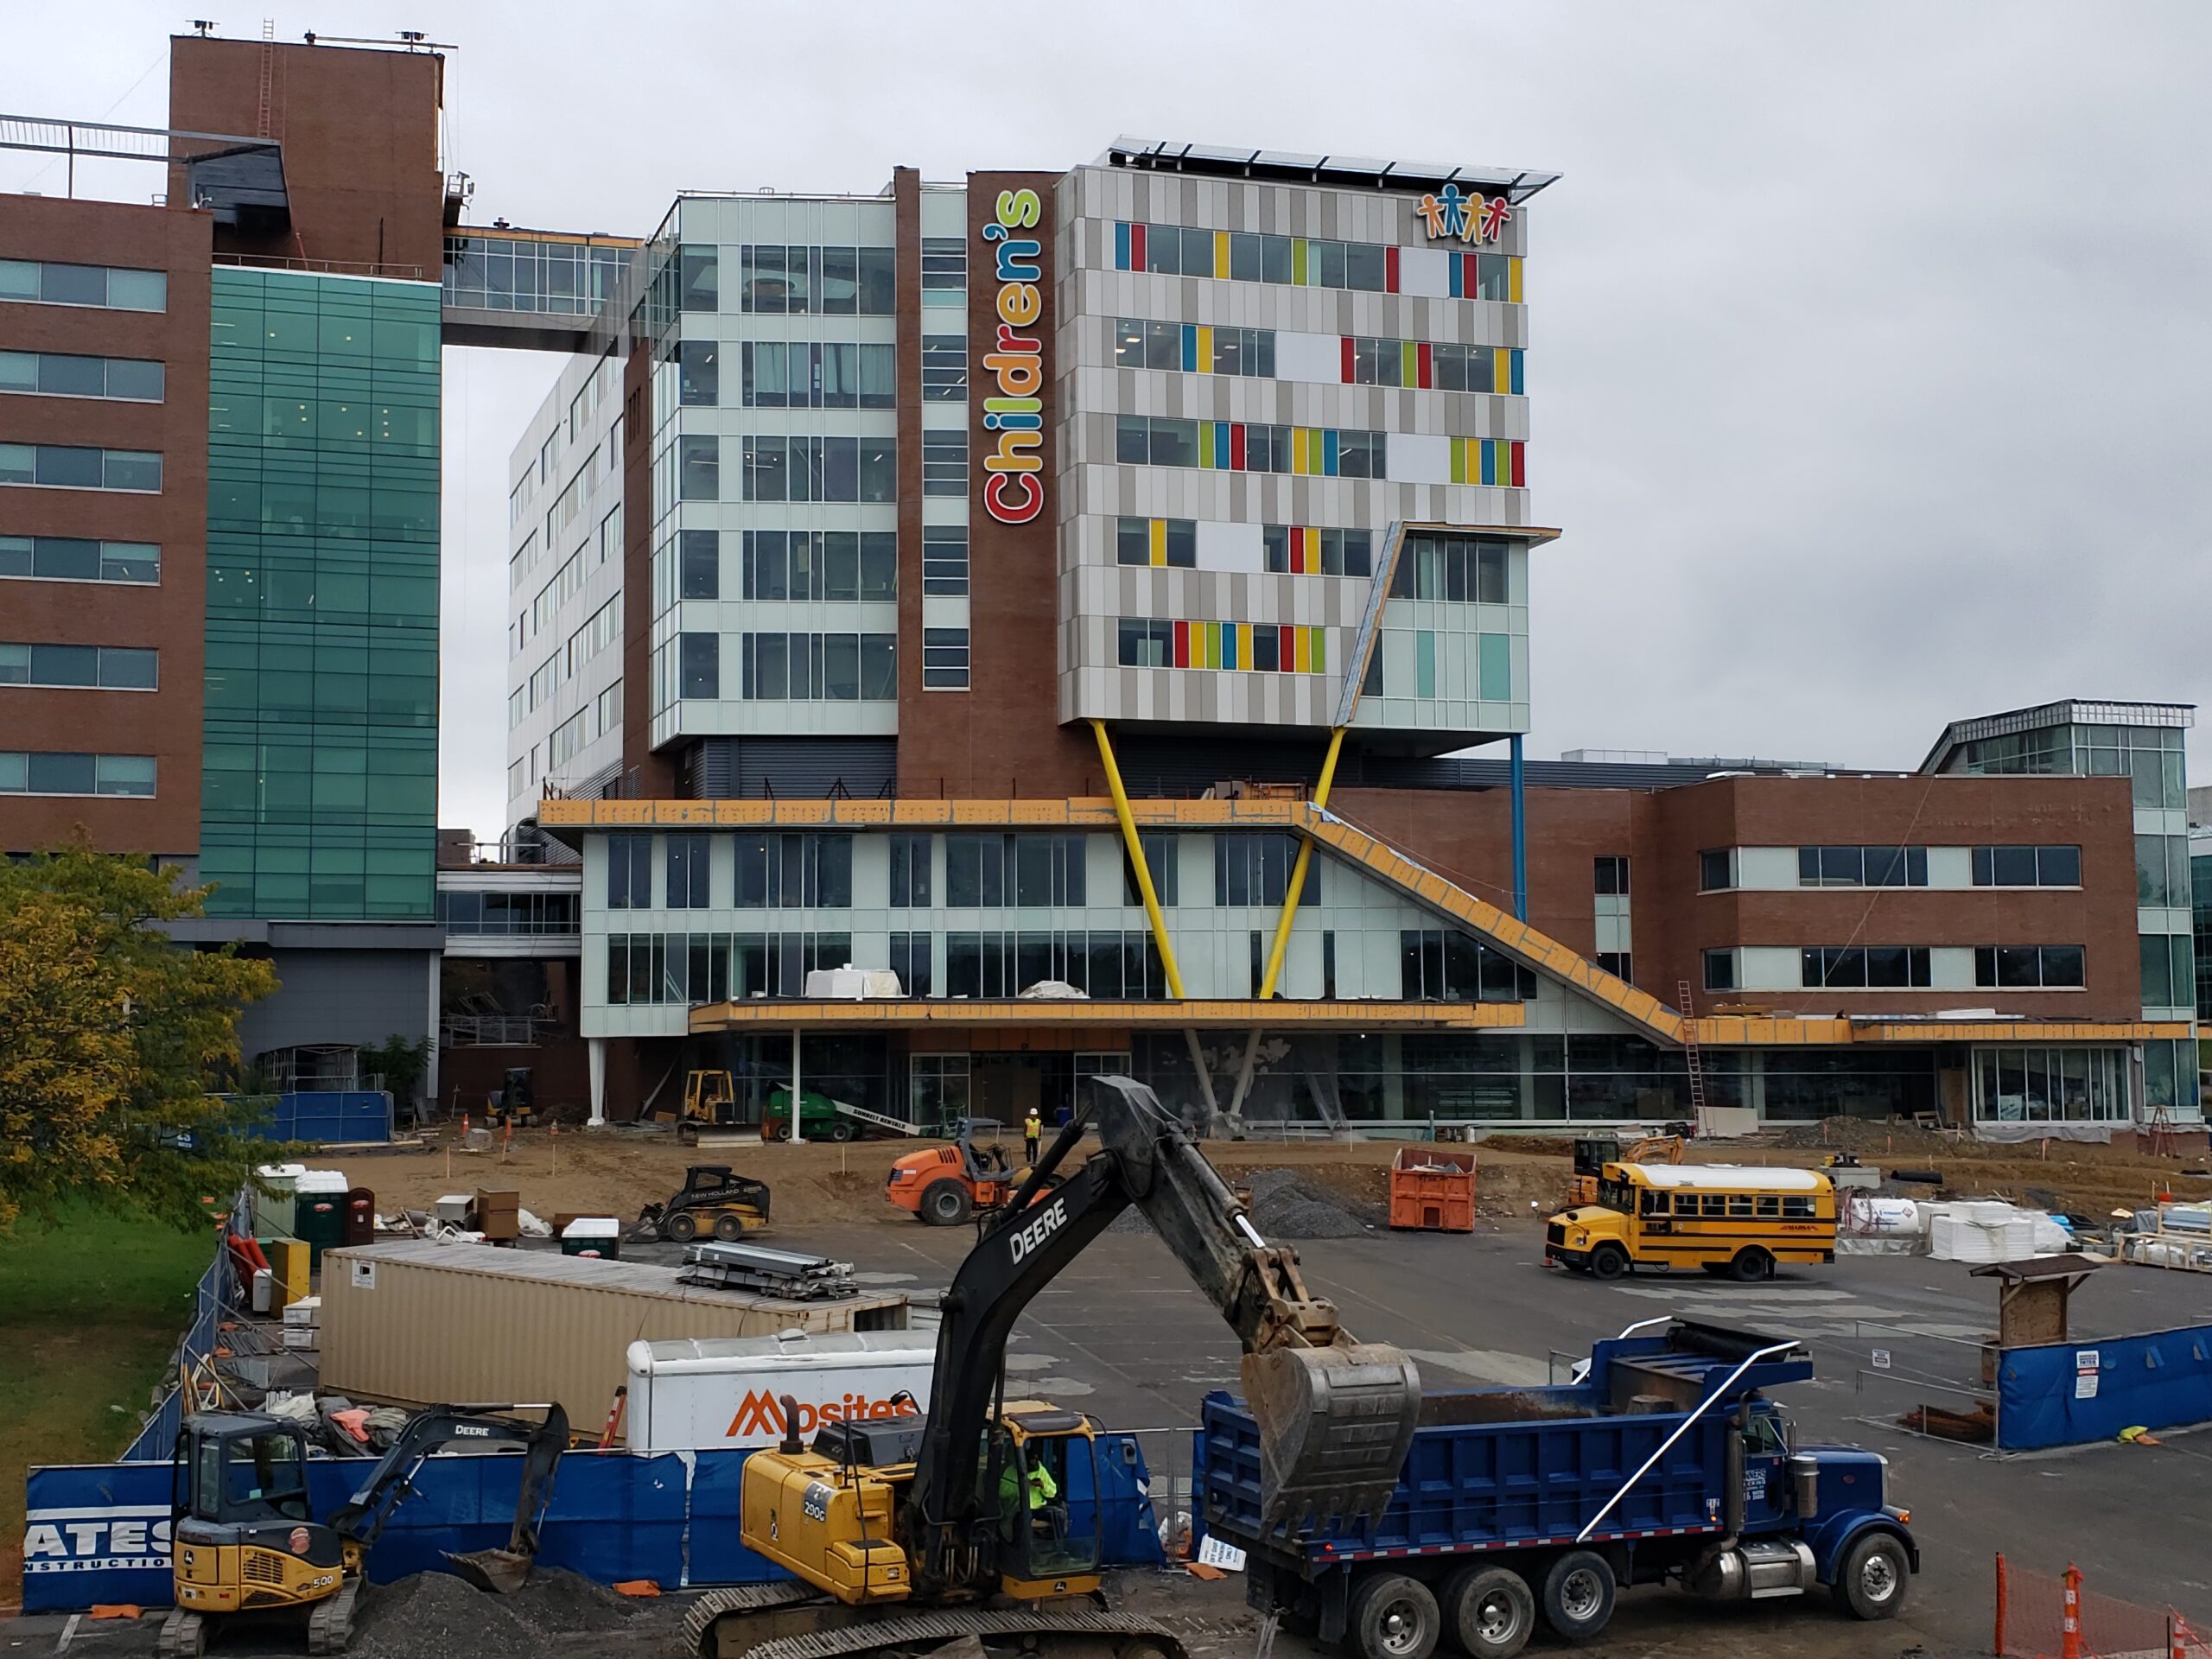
725, 1389, 920, 1441
980, 186, 1045, 525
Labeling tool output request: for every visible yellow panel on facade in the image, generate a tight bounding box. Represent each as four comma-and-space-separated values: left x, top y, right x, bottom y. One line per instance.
1294, 628, 1312, 672
1149, 518, 1167, 567
1196, 325, 1213, 370
1508, 257, 1523, 303
1492, 351, 1511, 395
1214, 230, 1231, 274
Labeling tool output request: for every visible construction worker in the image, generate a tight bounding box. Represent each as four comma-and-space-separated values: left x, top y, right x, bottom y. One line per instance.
1023, 1107, 1042, 1165
997, 1447, 1063, 1539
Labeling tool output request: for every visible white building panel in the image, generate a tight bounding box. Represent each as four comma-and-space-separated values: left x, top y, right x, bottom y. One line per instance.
1388, 431, 1451, 486
1273, 329, 1343, 385
1398, 245, 1452, 299
1194, 518, 1265, 573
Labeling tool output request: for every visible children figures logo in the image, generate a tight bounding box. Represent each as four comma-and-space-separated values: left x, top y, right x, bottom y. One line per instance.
1416, 184, 1512, 246
981, 188, 1046, 524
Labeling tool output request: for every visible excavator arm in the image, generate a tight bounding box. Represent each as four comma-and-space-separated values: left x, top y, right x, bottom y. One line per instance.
325, 1402, 569, 1592
906, 1077, 1418, 1589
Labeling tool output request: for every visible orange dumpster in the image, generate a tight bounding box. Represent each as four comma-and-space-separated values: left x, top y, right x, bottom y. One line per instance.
1389, 1147, 1477, 1232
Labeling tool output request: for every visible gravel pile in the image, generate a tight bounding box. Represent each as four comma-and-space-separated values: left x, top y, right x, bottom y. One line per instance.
1109, 1168, 1378, 1239
350, 1572, 540, 1659
505, 1568, 643, 1633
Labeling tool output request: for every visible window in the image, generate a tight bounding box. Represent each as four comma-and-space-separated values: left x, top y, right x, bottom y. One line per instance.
945, 930, 1169, 1000
1801, 946, 1933, 989
0, 350, 164, 402
0, 642, 156, 690
1389, 534, 1508, 601
679, 633, 719, 699
888, 931, 933, 996
1596, 951, 1631, 980
1112, 317, 1274, 378
922, 525, 969, 594
730, 833, 854, 907
681, 530, 720, 599
1015, 836, 1086, 906
677, 340, 719, 405
920, 236, 966, 297
1115, 517, 1195, 568
0, 751, 155, 797
1594, 856, 1630, 896
737, 245, 894, 315
923, 627, 969, 690
738, 632, 895, 700
0, 259, 166, 311
1796, 845, 1929, 887
679, 435, 719, 500
548, 709, 588, 770
1111, 415, 1375, 478
2139, 935, 2192, 1007
667, 835, 711, 908
741, 531, 896, 601
1116, 619, 1172, 667
945, 835, 1007, 906
1398, 928, 1532, 1001
1703, 948, 1738, 992
0, 443, 161, 492
1974, 945, 2087, 990
889, 835, 932, 907
1699, 849, 1738, 892
740, 340, 896, 410
1121, 832, 1179, 907
2136, 835, 2191, 908
922, 335, 968, 400
607, 834, 652, 908
741, 436, 896, 503
677, 245, 718, 311
1264, 525, 1372, 577
1974, 1045, 2128, 1124
1973, 844, 2082, 887
0, 536, 158, 584
1215, 834, 1317, 906
922, 430, 968, 498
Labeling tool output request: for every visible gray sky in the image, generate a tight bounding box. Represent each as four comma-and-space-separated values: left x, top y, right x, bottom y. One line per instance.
8, 3, 2209, 841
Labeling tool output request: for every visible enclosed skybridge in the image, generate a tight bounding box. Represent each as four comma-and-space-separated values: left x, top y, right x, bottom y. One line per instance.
441, 225, 641, 351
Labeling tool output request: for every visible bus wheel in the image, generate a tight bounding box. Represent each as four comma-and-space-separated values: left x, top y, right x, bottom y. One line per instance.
1588, 1244, 1630, 1281
1730, 1248, 1775, 1283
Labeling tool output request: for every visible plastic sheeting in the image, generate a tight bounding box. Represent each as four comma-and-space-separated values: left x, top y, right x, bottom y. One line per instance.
22, 1433, 1164, 1612
1996, 1323, 2212, 1451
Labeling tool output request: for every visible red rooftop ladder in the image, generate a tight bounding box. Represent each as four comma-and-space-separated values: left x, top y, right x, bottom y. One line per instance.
1678, 980, 1711, 1136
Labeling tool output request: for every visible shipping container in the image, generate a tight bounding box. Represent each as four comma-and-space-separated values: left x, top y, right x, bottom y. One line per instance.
320, 1241, 909, 1419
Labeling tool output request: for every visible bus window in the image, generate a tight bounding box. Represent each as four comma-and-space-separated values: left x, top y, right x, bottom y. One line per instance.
1641, 1188, 1669, 1217
1756, 1195, 1781, 1217
1674, 1193, 1700, 1217
1727, 1194, 1755, 1218
1783, 1195, 1817, 1218
1701, 1195, 1727, 1217
1599, 1179, 1637, 1214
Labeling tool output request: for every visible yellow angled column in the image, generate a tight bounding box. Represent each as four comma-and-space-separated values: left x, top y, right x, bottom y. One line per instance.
1258, 728, 1344, 999
1089, 719, 1185, 999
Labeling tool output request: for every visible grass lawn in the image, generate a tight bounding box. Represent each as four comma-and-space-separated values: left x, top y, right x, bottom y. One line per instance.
0, 1209, 213, 1607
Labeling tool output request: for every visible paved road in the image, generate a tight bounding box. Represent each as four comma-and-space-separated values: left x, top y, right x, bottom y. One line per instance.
779, 1214, 2212, 1656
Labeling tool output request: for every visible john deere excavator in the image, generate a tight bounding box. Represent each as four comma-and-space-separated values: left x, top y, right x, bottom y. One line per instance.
161, 1402, 567, 1657
682, 1074, 1421, 1659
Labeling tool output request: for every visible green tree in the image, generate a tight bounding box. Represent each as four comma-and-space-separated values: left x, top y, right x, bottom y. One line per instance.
0, 845, 277, 1234
359, 1033, 430, 1116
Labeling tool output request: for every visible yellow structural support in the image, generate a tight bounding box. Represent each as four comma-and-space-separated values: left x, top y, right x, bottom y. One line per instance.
1258, 728, 1344, 999
1089, 718, 1185, 1000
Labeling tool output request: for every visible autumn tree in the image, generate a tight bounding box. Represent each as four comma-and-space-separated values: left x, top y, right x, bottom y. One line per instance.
0, 845, 277, 1233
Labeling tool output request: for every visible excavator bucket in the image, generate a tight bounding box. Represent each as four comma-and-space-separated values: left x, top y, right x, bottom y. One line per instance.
445, 1547, 535, 1594
1241, 1341, 1421, 1534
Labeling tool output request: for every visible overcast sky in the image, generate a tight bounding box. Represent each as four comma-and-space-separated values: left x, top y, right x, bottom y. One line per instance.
8, 3, 2209, 840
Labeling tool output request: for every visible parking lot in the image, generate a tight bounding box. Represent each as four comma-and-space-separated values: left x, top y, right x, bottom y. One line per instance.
777, 1214, 2212, 1656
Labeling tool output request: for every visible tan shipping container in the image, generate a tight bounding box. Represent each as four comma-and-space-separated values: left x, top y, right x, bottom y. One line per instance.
321, 1241, 909, 1423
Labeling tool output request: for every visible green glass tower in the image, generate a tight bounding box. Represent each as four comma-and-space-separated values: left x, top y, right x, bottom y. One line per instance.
201, 268, 441, 919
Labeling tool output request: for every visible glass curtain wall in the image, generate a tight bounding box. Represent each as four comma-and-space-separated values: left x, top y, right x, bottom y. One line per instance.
202, 270, 441, 918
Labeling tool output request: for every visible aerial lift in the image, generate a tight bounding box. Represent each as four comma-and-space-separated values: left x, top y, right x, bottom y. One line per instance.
683, 1075, 1421, 1659
160, 1402, 568, 1657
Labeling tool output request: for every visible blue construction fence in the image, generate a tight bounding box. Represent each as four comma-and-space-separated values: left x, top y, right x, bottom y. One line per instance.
118, 1194, 248, 1465
1997, 1320, 2212, 1451
244, 1090, 393, 1144
23, 1433, 1165, 1611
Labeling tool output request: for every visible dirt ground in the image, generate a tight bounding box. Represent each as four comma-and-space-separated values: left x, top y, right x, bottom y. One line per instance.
334, 1116, 2212, 1235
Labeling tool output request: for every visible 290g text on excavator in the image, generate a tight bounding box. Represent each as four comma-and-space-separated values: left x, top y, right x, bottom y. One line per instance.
681, 1074, 1423, 1659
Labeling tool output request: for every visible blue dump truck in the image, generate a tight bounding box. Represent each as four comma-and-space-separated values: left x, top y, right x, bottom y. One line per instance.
1201, 1320, 1917, 1659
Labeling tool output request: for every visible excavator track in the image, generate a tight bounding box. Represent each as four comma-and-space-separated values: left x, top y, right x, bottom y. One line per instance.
680, 1580, 824, 1655
691, 1593, 1185, 1659
305, 1580, 361, 1655
155, 1609, 207, 1659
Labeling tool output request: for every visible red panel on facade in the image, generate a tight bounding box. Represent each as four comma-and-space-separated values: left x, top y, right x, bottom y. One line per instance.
1385, 245, 1400, 293
1230, 423, 1247, 470
1279, 626, 1296, 670
1173, 620, 1191, 668
1417, 341, 1433, 389
1510, 441, 1526, 487
1340, 336, 1356, 383
1290, 526, 1305, 573
1128, 222, 1146, 271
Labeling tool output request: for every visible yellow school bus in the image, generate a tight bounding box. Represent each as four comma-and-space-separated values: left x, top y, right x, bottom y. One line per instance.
1544, 1162, 1836, 1282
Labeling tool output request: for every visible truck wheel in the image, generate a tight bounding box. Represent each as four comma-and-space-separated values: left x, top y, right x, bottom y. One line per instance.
1588, 1244, 1630, 1281
713, 1212, 747, 1242
664, 1211, 699, 1243
920, 1179, 972, 1227
1444, 1565, 1534, 1659
828, 1119, 856, 1142
1837, 1532, 1909, 1620
1348, 1572, 1440, 1659
1729, 1248, 1774, 1283
1540, 1550, 1616, 1642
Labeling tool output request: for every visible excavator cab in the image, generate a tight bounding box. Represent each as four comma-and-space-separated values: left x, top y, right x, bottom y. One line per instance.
986, 1409, 1103, 1596
169, 1415, 346, 1649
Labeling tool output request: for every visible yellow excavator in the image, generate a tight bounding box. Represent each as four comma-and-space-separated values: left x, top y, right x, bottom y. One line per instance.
160, 1402, 567, 1656
1566, 1129, 1688, 1208
681, 1074, 1421, 1659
